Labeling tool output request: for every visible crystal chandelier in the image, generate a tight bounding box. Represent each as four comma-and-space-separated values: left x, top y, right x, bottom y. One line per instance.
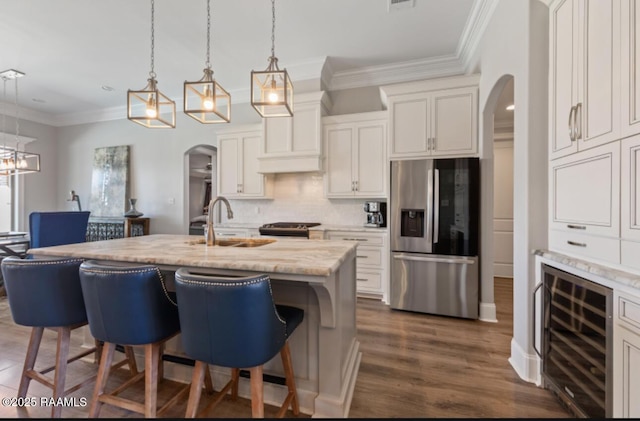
0, 69, 41, 176
250, 0, 293, 118
184, 0, 230, 124
127, 0, 176, 128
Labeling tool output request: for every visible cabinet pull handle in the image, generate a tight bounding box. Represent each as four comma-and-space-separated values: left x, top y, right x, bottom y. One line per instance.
567, 240, 587, 247
567, 224, 586, 230
220, 233, 236, 237
574, 102, 582, 140
355, 180, 359, 191
344, 238, 368, 241
357, 255, 368, 258
568, 105, 576, 141
432, 137, 436, 150
356, 278, 367, 282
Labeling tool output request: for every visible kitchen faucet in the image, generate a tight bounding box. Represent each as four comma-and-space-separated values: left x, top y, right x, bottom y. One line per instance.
206, 196, 234, 246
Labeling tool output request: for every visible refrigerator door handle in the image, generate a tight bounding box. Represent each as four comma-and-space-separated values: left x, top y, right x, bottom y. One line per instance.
393, 253, 475, 265
426, 169, 433, 242
434, 169, 439, 244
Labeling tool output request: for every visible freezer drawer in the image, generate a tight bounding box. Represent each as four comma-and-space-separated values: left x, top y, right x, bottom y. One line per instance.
390, 252, 478, 319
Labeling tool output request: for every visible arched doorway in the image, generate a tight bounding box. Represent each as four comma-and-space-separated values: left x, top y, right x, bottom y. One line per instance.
183, 145, 216, 235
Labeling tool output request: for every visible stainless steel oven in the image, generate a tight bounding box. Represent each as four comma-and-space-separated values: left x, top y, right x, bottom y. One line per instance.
258, 222, 320, 239
534, 264, 613, 418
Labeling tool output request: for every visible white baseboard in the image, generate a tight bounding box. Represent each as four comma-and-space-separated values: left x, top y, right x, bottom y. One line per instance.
509, 337, 542, 386
479, 301, 497, 322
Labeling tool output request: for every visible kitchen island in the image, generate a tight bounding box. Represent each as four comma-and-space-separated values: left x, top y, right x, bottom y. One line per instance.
29, 234, 360, 418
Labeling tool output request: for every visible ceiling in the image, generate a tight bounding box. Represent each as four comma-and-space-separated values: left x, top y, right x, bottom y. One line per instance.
0, 0, 499, 126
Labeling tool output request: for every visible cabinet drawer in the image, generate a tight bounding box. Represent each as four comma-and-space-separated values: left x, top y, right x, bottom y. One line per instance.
214, 229, 249, 238
356, 246, 383, 268
618, 293, 640, 332
549, 229, 620, 265
622, 240, 640, 271
356, 270, 382, 292
327, 231, 384, 246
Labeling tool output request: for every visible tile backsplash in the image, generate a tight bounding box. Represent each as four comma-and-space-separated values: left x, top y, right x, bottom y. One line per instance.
223, 172, 370, 226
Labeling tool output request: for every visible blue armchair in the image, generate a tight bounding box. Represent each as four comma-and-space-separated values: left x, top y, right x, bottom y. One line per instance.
29, 211, 90, 248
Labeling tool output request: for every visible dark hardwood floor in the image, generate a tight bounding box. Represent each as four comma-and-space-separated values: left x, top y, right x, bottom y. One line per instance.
0, 277, 570, 418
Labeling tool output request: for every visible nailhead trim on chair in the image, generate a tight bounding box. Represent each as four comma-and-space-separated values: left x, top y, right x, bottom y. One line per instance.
80, 266, 178, 307
176, 274, 287, 326
2, 258, 85, 266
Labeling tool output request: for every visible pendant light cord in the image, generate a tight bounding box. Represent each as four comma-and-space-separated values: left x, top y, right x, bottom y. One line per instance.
206, 0, 211, 69
149, 0, 156, 79
14, 77, 20, 144
271, 0, 276, 58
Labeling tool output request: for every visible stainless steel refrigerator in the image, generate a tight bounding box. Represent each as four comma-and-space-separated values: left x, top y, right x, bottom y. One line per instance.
390, 158, 480, 319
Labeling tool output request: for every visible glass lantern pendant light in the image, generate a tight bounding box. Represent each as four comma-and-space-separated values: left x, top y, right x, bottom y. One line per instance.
184, 0, 230, 124
0, 70, 41, 176
250, 0, 293, 118
127, 0, 176, 128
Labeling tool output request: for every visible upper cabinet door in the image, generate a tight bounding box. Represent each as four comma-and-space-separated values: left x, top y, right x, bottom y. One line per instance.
549, 0, 621, 160
550, 0, 580, 159
622, 0, 640, 138
389, 94, 429, 157
430, 87, 478, 156
325, 124, 355, 197
354, 121, 387, 197
217, 135, 240, 197
578, 0, 620, 151
240, 134, 265, 197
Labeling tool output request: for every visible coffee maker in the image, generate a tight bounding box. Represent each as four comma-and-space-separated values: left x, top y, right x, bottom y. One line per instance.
364, 201, 387, 228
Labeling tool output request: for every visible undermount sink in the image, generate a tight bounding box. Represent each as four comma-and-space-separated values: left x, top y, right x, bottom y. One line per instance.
186, 238, 276, 248
215, 238, 276, 247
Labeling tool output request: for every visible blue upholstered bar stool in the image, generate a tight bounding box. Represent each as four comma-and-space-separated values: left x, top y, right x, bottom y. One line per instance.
29, 211, 91, 248
79, 260, 186, 418
174, 269, 304, 418
0, 256, 104, 418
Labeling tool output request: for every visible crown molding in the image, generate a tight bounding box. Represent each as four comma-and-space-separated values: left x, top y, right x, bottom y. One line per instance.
458, 0, 500, 70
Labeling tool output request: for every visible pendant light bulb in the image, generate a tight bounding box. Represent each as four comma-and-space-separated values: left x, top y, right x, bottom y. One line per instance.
145, 95, 157, 118
268, 78, 279, 103
202, 85, 214, 110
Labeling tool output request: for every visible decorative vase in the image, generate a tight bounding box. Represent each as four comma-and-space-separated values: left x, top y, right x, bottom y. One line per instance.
124, 198, 143, 218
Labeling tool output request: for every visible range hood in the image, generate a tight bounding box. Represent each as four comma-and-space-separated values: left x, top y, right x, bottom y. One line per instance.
258, 91, 332, 174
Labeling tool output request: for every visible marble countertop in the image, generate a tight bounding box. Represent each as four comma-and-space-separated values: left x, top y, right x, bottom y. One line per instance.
534, 249, 640, 291
29, 234, 357, 277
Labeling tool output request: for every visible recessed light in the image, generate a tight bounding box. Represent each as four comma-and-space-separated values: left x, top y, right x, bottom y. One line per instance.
101, 85, 115, 92
32, 98, 46, 103
506, 104, 515, 111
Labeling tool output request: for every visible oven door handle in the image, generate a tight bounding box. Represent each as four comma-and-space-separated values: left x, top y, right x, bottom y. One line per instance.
532, 281, 543, 359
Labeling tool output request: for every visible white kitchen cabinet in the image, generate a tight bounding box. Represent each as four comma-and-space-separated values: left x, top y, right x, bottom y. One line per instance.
326, 230, 388, 302
258, 91, 331, 173
323, 112, 387, 198
549, 0, 621, 160
549, 141, 620, 238
380, 75, 479, 160
621, 0, 640, 138
621, 134, 640, 242
217, 125, 273, 199
614, 291, 640, 418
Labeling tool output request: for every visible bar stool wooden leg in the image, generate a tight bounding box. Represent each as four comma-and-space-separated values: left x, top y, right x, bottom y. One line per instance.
51, 327, 72, 418
249, 365, 264, 418
231, 368, 240, 400
144, 343, 160, 418
185, 360, 206, 418
279, 341, 299, 416
89, 342, 116, 418
18, 327, 44, 398
125, 346, 138, 376
204, 365, 214, 395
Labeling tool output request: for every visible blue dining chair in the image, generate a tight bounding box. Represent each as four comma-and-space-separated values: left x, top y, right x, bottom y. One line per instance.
29, 211, 91, 248
174, 269, 304, 418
